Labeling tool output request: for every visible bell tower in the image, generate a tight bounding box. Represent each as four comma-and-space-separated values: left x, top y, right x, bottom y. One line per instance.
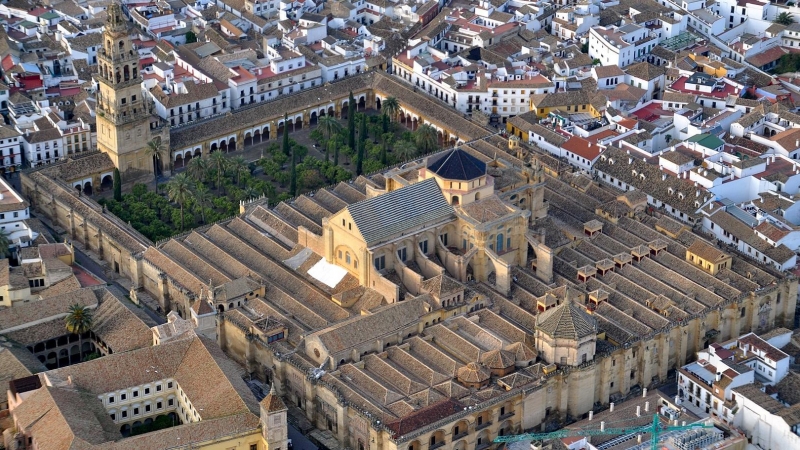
96, 3, 162, 178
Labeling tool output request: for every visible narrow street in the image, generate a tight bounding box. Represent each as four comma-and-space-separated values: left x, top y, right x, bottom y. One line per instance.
33, 212, 166, 325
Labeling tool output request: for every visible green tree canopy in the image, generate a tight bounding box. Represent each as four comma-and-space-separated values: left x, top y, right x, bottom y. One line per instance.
415, 124, 439, 154
65, 304, 93, 336
775, 12, 796, 25
382, 96, 400, 122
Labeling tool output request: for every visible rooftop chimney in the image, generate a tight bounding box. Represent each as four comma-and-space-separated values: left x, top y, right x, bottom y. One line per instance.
610, 402, 615, 412
636, 406, 641, 417
601, 421, 606, 432
589, 411, 594, 420
643, 388, 647, 398
645, 401, 650, 412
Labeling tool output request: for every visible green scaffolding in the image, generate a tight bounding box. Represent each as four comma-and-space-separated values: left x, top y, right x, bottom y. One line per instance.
660, 31, 701, 51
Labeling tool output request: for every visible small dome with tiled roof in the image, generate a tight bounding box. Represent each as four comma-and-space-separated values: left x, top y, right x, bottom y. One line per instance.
480, 349, 515, 370
456, 362, 491, 385
535, 299, 596, 340
426, 148, 486, 181
504, 342, 537, 365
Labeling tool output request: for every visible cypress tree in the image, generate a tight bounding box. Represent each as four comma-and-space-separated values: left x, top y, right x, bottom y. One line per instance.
289, 145, 297, 196
347, 92, 355, 151
113, 168, 122, 201
382, 113, 389, 133
356, 138, 365, 176
359, 113, 367, 143
334, 143, 340, 166
380, 139, 387, 166
356, 114, 367, 175
282, 113, 290, 156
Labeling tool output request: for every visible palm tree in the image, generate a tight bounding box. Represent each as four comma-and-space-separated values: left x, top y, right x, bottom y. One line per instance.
231, 156, 249, 186
244, 186, 259, 200
393, 140, 417, 162
167, 174, 193, 231
382, 96, 400, 122
193, 182, 212, 224
0, 229, 11, 259
187, 157, 209, 183
65, 303, 93, 362
318, 115, 342, 142
145, 137, 166, 178
209, 151, 228, 191
775, 12, 796, 25
415, 124, 439, 154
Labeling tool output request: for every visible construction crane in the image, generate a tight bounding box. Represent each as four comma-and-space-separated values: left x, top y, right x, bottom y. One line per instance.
494, 413, 716, 450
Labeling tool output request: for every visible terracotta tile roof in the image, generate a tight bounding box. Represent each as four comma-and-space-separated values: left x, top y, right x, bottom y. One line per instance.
37, 275, 81, 298
46, 335, 259, 417
687, 239, 728, 262
734, 383, 784, 413
561, 135, 603, 161
27, 170, 151, 253
739, 333, 789, 362
754, 220, 790, 242
709, 209, 796, 263
456, 194, 516, 223
0, 288, 97, 333
89, 288, 154, 353
13, 385, 121, 448
0, 345, 45, 403
260, 384, 287, 412
624, 61, 666, 81
385, 398, 464, 437
313, 297, 425, 355
772, 371, 800, 405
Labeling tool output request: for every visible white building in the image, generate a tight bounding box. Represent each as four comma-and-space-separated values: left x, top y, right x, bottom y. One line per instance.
734, 373, 800, 450
588, 24, 657, 68
678, 332, 791, 423
0, 176, 35, 249
143, 62, 229, 127
0, 125, 22, 172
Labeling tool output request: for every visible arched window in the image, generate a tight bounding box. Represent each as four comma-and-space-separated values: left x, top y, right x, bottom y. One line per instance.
346, 252, 351, 264
497, 234, 504, 252
119, 40, 124, 50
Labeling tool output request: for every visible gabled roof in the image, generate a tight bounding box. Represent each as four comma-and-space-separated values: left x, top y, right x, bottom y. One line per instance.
426, 148, 486, 181
347, 178, 454, 246
535, 299, 596, 340
687, 133, 724, 149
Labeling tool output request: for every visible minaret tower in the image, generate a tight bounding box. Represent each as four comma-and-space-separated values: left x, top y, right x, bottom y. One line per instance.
96, 3, 158, 177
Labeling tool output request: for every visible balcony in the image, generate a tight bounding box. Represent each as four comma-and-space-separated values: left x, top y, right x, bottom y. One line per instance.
429, 442, 445, 450
476, 421, 492, 431
499, 411, 515, 420
453, 431, 468, 440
